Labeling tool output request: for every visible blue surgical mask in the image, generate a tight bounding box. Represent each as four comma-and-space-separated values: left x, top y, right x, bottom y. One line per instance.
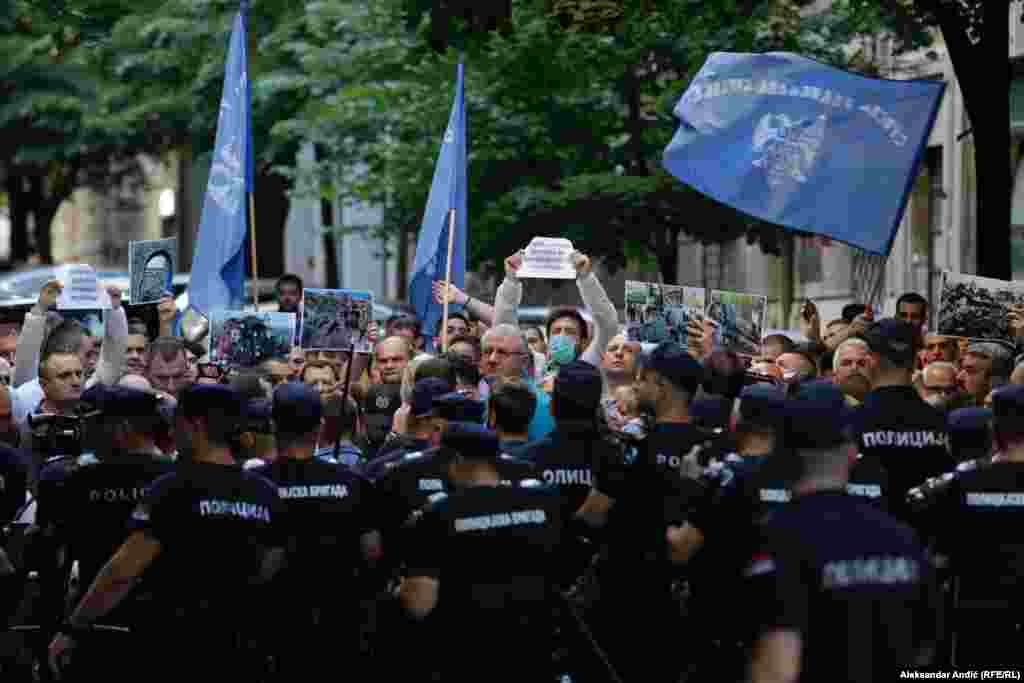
548, 334, 578, 366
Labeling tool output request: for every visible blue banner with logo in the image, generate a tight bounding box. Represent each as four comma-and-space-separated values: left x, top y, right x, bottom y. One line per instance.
409, 63, 467, 349
663, 52, 945, 256
188, 4, 253, 317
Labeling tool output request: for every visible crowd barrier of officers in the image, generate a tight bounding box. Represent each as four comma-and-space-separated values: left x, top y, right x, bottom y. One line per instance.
0, 341, 1021, 682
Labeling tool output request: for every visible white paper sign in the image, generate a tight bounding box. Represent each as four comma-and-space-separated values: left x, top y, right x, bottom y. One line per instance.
518, 238, 576, 280
56, 264, 111, 310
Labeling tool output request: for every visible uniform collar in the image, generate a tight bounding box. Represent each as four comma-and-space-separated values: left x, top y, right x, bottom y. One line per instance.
863, 384, 917, 408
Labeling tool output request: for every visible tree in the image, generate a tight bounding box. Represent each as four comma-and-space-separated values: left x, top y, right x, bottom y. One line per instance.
279, 0, 939, 285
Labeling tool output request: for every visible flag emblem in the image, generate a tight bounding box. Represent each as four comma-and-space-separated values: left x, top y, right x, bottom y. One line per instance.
752, 113, 827, 186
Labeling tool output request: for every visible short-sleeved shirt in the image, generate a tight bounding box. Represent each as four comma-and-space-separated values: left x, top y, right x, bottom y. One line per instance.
747, 491, 935, 682
0, 445, 28, 524
60, 454, 173, 610
252, 457, 379, 600
856, 386, 954, 520
405, 483, 565, 680
127, 462, 284, 619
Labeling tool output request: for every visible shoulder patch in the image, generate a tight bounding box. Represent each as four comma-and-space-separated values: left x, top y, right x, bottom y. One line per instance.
427, 492, 448, 505
403, 451, 425, 462
519, 479, 544, 488
955, 459, 978, 473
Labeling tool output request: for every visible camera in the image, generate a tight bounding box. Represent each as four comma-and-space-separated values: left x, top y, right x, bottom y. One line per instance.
28, 412, 91, 460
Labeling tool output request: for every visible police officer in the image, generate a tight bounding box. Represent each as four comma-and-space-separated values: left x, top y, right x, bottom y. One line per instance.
517, 361, 617, 516
745, 385, 937, 682
398, 423, 567, 683
857, 319, 954, 520
47, 384, 286, 681
574, 345, 710, 683
946, 407, 993, 463
632, 342, 719, 474
361, 377, 452, 482
252, 383, 382, 680
906, 385, 1024, 667
43, 385, 174, 676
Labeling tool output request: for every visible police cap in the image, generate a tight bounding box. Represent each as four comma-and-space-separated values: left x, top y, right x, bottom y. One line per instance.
737, 383, 786, 430
638, 342, 704, 395
991, 385, 1024, 425
432, 392, 486, 422
179, 383, 247, 421
863, 318, 916, 367
947, 407, 993, 460
81, 384, 161, 419
272, 382, 322, 433
441, 422, 500, 461
784, 380, 853, 450
411, 377, 454, 418
553, 361, 603, 412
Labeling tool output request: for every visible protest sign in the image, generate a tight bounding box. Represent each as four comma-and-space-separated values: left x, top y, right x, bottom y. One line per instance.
209, 311, 295, 367
517, 238, 576, 280
706, 290, 767, 356
56, 264, 111, 310
129, 238, 177, 305
301, 288, 373, 353
625, 280, 706, 346
938, 271, 1024, 343
61, 310, 104, 338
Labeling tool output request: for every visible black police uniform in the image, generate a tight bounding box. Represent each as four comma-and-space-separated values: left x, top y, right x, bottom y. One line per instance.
0, 445, 27, 525
906, 387, 1024, 667
747, 391, 937, 682
403, 426, 567, 683
947, 407, 993, 463
846, 452, 890, 509
857, 320, 954, 520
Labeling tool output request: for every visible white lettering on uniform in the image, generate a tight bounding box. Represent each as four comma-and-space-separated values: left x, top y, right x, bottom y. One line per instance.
418, 479, 444, 492
278, 484, 348, 500
966, 493, 1024, 508
760, 488, 791, 503
199, 499, 271, 522
454, 509, 547, 533
862, 431, 948, 449
656, 454, 684, 469
542, 469, 592, 486
821, 556, 920, 589
847, 484, 882, 498
89, 487, 147, 503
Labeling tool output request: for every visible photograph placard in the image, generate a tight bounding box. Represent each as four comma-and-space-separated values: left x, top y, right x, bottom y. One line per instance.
706, 290, 768, 356
209, 311, 296, 367
938, 271, 1024, 342
301, 288, 373, 353
129, 237, 177, 305
624, 280, 706, 346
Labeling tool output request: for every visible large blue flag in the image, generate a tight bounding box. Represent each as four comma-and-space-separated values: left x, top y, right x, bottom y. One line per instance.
663, 52, 945, 256
409, 63, 467, 348
187, 4, 253, 317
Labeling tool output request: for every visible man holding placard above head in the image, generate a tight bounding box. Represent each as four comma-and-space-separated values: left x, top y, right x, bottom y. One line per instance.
494, 239, 618, 372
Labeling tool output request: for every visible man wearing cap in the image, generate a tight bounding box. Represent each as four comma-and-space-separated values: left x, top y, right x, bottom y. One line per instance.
957, 340, 1012, 408
857, 319, 954, 521
37, 385, 173, 676
251, 383, 382, 679
573, 344, 711, 683
744, 388, 936, 682
398, 423, 567, 682
48, 384, 286, 680
906, 385, 1024, 666
944, 407, 993, 463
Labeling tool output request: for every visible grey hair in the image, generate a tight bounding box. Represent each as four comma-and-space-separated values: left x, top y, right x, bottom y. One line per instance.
482, 324, 534, 380
400, 353, 434, 404
833, 337, 869, 366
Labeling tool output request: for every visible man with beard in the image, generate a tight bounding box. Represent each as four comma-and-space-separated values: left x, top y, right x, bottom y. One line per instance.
832, 338, 873, 407
957, 341, 1013, 408
918, 362, 959, 413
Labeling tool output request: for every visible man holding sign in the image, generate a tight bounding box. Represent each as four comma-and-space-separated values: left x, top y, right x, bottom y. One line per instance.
12, 274, 128, 429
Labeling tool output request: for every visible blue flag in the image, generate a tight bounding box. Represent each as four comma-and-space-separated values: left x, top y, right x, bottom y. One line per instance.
409, 63, 467, 348
663, 52, 945, 256
187, 5, 254, 317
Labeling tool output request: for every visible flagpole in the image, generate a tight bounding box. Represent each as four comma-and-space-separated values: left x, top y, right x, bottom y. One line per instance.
441, 208, 456, 352
248, 193, 259, 311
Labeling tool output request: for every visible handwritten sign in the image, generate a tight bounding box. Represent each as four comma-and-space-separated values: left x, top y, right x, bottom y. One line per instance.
56, 265, 111, 310
518, 238, 576, 280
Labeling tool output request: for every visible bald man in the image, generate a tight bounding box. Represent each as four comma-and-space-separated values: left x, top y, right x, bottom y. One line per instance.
374, 336, 412, 385
118, 374, 155, 392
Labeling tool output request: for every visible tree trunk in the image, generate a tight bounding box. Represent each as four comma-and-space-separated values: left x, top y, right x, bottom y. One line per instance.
623, 64, 648, 177
253, 169, 290, 279
26, 175, 55, 264
397, 221, 410, 300
6, 174, 29, 264
656, 226, 679, 285
323, 231, 339, 289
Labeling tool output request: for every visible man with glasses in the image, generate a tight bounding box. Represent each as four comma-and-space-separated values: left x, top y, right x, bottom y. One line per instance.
480, 324, 552, 440
918, 361, 959, 413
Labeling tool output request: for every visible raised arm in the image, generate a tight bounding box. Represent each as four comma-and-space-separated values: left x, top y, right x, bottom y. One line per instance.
574, 253, 618, 368
90, 286, 127, 388
14, 280, 62, 387
492, 251, 525, 328
432, 281, 495, 327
